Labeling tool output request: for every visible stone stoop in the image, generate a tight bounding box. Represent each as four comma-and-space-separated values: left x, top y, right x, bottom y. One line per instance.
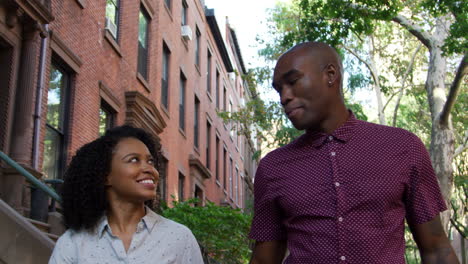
26, 218, 60, 242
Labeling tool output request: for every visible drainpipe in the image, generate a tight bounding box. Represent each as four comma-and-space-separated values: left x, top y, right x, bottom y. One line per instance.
32, 24, 49, 169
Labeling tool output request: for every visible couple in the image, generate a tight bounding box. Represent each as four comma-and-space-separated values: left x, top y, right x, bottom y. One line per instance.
50, 42, 458, 263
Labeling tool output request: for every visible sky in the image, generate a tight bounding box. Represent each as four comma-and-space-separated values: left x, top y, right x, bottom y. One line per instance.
204, 0, 284, 102
204, 0, 279, 68
203, 0, 378, 116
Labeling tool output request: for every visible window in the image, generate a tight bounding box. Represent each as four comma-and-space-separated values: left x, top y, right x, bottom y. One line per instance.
215, 136, 220, 182
229, 157, 233, 197
194, 97, 200, 148
43, 63, 70, 179
195, 28, 200, 68
158, 158, 168, 202
229, 101, 234, 138
162, 44, 170, 109
181, 0, 187, 26
215, 70, 220, 108
137, 7, 150, 80
179, 72, 186, 131
240, 174, 244, 208
207, 50, 212, 94
99, 100, 115, 136
206, 121, 211, 169
178, 173, 185, 201
223, 147, 227, 191
164, 0, 171, 10
194, 185, 203, 206
235, 167, 239, 203
223, 86, 227, 111
105, 0, 119, 39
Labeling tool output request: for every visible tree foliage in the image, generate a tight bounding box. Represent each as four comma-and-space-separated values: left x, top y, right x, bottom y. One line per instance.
161, 198, 252, 264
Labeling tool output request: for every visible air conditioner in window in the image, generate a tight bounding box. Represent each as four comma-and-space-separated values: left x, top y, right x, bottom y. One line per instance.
105, 17, 118, 39
181, 25, 193, 41
228, 72, 236, 81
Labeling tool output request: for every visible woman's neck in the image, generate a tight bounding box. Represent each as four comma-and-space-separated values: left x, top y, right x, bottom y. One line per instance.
106, 200, 146, 234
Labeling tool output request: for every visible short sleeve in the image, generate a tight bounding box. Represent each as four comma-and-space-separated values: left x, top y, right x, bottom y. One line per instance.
249, 159, 286, 241
405, 135, 447, 225
49, 230, 78, 264
180, 229, 204, 264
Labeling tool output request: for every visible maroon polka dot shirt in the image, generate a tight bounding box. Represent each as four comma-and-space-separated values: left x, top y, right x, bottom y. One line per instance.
249, 113, 447, 263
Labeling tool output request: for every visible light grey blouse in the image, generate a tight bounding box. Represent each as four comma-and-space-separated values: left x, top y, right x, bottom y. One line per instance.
49, 208, 204, 263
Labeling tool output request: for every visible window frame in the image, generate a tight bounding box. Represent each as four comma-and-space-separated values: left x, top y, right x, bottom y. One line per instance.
179, 71, 186, 131
194, 96, 200, 149
195, 27, 201, 68
99, 99, 116, 136
206, 120, 211, 169
43, 61, 71, 179
162, 44, 171, 109
105, 0, 120, 40
137, 6, 150, 80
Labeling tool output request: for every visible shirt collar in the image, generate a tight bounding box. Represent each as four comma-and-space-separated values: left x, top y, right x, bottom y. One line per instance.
96, 206, 161, 238
302, 110, 358, 148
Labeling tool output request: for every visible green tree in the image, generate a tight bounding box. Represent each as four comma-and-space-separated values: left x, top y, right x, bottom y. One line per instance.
162, 198, 252, 264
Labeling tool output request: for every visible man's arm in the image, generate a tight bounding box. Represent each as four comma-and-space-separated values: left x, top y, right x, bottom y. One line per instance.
250, 240, 287, 264
408, 215, 459, 264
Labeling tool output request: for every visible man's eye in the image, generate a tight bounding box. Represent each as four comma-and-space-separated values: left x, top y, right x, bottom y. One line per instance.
288, 78, 298, 85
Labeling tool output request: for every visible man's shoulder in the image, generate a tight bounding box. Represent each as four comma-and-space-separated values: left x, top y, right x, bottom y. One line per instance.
356, 119, 420, 142
261, 134, 305, 163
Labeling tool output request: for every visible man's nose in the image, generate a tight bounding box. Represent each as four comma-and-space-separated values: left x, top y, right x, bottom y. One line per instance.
280, 85, 293, 106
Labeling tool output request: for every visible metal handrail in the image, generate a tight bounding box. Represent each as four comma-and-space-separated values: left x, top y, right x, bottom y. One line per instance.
0, 151, 62, 203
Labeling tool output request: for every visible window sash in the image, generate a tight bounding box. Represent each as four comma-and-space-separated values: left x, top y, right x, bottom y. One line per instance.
194, 98, 200, 148
207, 51, 211, 93
206, 122, 211, 169
195, 29, 200, 67
137, 9, 149, 79
179, 76, 186, 131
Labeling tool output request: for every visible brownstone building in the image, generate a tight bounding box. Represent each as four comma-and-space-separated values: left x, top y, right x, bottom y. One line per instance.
0, 0, 258, 231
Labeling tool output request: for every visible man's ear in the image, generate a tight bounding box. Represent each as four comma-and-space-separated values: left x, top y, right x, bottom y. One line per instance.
325, 63, 339, 86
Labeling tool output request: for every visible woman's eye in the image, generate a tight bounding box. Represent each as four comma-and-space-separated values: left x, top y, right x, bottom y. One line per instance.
130, 157, 139, 163
148, 159, 155, 165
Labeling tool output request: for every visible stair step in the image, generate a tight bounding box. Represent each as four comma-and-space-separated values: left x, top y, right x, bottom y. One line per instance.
26, 218, 51, 233
46, 232, 60, 242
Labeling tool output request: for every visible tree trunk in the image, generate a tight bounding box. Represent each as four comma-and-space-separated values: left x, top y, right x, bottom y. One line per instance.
425, 16, 454, 229
368, 36, 386, 125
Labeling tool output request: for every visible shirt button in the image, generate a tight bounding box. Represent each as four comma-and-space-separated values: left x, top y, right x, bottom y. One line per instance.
331, 151, 336, 156
340, 256, 346, 261
335, 182, 340, 187
328, 136, 333, 141
338, 217, 343, 222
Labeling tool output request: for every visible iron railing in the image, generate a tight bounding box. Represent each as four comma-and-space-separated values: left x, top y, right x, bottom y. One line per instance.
0, 151, 61, 203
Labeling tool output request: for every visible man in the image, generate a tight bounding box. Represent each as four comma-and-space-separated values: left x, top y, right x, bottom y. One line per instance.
249, 42, 459, 263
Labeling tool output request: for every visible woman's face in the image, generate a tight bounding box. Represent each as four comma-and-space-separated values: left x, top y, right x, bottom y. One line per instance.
106, 137, 159, 203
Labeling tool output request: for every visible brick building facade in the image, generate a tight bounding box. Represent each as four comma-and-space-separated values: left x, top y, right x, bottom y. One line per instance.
0, 0, 258, 217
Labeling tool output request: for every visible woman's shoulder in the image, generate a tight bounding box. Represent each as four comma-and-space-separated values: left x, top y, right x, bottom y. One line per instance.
154, 213, 193, 234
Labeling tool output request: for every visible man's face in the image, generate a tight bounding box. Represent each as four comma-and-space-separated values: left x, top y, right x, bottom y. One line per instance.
272, 48, 331, 131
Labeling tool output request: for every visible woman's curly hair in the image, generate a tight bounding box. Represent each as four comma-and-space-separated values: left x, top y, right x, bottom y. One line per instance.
61, 125, 161, 231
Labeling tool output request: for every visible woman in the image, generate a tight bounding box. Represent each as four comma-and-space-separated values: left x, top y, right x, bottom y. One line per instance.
49, 125, 204, 263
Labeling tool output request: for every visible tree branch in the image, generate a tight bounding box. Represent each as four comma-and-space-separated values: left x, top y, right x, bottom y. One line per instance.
454, 131, 468, 158
343, 45, 378, 84
391, 15, 432, 48
392, 44, 423, 126
440, 53, 468, 127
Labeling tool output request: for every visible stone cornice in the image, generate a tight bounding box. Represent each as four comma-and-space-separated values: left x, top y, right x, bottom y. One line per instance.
125, 91, 167, 136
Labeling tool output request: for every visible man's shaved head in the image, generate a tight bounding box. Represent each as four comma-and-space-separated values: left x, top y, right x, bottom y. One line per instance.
282, 42, 343, 81
272, 41, 348, 133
